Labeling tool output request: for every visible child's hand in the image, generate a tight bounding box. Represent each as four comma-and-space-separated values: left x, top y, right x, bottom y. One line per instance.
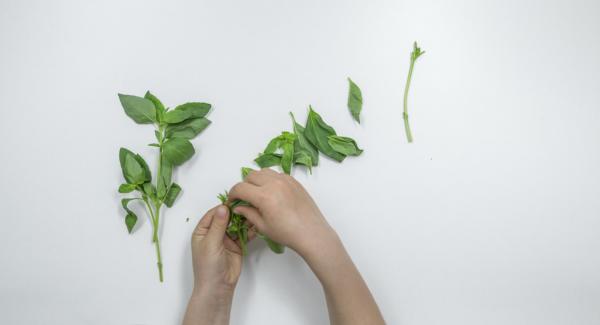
190, 205, 244, 296
185, 205, 252, 325
228, 168, 337, 257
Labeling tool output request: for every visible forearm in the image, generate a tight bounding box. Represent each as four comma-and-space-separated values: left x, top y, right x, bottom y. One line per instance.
182, 288, 234, 325
299, 231, 385, 325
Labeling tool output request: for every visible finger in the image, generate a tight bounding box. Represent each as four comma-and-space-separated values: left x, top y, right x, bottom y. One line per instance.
206, 205, 230, 245
245, 169, 275, 186
228, 182, 263, 206
224, 235, 242, 255
193, 206, 219, 236
247, 226, 257, 241
260, 168, 278, 176
232, 205, 266, 232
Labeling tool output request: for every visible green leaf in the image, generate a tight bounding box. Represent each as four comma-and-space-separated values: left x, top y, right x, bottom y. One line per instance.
293, 151, 313, 173
165, 117, 211, 139
134, 154, 152, 182
328, 135, 363, 156
241, 167, 255, 180
154, 130, 162, 143
162, 138, 195, 166
119, 148, 147, 184
258, 234, 285, 254
304, 107, 346, 162
164, 102, 211, 124
254, 153, 282, 168
281, 141, 294, 175
118, 94, 157, 124
144, 91, 165, 122
148, 143, 160, 147
157, 159, 172, 199
121, 198, 140, 233
347, 78, 363, 123
142, 182, 157, 201
118, 183, 136, 193
290, 112, 319, 166
163, 183, 182, 207
125, 213, 137, 234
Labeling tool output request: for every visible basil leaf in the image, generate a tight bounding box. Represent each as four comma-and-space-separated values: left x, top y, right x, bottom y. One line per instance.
121, 198, 140, 233
165, 117, 211, 139
347, 78, 363, 123
162, 138, 195, 166
258, 234, 285, 254
241, 167, 255, 179
164, 102, 211, 124
118, 183, 136, 193
304, 107, 346, 162
281, 141, 294, 175
290, 112, 319, 166
142, 183, 157, 202
163, 183, 181, 207
157, 159, 172, 199
328, 135, 363, 156
144, 91, 165, 122
293, 151, 313, 173
134, 154, 152, 183
119, 148, 146, 184
254, 153, 282, 168
118, 94, 156, 124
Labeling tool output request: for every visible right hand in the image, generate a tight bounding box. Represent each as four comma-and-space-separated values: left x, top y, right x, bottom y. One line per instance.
228, 168, 337, 255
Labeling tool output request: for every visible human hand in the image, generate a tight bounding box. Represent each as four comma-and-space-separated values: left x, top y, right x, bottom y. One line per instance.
190, 205, 245, 296
184, 205, 250, 325
228, 168, 338, 257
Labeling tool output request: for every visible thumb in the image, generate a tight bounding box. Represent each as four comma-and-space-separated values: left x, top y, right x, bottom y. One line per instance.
206, 205, 230, 245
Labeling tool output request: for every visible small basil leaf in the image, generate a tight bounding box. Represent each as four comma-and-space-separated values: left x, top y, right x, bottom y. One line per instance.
254, 153, 282, 168
134, 154, 152, 183
119, 148, 145, 184
165, 117, 211, 139
163, 183, 182, 207
144, 91, 165, 122
118, 183, 136, 193
142, 183, 157, 201
293, 151, 313, 174
347, 78, 363, 123
290, 112, 319, 166
241, 167, 255, 180
304, 106, 346, 162
121, 198, 141, 233
118, 94, 157, 124
162, 138, 195, 166
327, 135, 363, 156
157, 159, 172, 199
281, 141, 294, 175
164, 102, 211, 124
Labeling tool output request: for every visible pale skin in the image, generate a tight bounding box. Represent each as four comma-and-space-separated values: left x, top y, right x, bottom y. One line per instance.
183, 168, 385, 325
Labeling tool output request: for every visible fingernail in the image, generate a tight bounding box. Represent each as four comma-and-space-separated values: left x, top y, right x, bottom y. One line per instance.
216, 206, 228, 219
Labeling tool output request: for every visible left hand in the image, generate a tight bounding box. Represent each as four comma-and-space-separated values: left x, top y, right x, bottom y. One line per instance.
191, 205, 248, 296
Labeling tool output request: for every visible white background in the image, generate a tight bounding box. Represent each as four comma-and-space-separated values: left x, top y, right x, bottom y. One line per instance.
1, 0, 599, 324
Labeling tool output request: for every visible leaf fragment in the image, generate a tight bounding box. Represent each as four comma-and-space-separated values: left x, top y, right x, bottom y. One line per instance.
347, 78, 363, 123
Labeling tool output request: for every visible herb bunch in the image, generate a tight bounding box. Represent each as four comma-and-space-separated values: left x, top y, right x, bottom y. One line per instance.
117, 91, 212, 282
221, 91, 364, 255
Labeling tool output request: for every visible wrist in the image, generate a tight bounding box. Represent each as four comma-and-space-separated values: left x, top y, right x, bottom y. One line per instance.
184, 288, 234, 325
296, 227, 344, 264
192, 283, 235, 302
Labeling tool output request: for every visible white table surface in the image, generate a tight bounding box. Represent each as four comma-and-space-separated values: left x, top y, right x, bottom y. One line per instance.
1, 0, 599, 324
